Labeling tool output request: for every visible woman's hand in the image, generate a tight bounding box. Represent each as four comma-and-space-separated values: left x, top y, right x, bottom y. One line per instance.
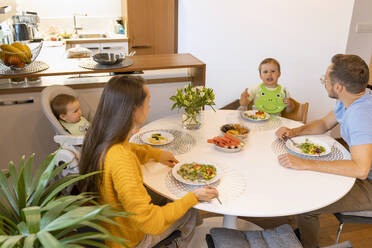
159, 151, 179, 167
239, 88, 250, 106
275, 127, 296, 141
193, 186, 219, 202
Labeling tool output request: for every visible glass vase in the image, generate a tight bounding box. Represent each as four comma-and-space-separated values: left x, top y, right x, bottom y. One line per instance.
182, 109, 202, 130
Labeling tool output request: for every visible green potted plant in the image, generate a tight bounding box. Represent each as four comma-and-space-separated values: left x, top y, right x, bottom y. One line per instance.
170, 84, 216, 129
0, 151, 129, 247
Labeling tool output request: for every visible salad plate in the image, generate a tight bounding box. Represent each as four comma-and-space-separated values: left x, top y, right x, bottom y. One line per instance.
172, 161, 221, 186
285, 136, 331, 157
241, 110, 270, 122
140, 131, 174, 146
220, 123, 249, 140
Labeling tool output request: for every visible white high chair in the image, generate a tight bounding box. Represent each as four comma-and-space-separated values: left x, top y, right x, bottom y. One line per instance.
41, 85, 94, 193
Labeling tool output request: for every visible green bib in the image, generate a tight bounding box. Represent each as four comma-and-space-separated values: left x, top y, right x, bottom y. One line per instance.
254, 84, 286, 114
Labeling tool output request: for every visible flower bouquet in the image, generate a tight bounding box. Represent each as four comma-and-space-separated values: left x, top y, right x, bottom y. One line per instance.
170, 84, 216, 129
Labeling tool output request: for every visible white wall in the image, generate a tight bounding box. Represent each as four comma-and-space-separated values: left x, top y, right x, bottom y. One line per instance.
179, 0, 355, 121
346, 0, 372, 63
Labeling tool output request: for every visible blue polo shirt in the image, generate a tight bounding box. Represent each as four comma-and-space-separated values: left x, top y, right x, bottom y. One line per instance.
334, 89, 372, 179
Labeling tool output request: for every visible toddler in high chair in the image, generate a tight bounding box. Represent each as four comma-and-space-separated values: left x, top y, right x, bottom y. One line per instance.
51, 94, 90, 136
239, 58, 294, 115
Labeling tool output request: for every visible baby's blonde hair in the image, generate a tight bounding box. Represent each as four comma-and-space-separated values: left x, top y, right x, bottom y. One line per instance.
258, 58, 281, 74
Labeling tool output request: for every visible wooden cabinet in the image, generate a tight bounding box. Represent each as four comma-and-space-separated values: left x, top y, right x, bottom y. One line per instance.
122, 0, 177, 55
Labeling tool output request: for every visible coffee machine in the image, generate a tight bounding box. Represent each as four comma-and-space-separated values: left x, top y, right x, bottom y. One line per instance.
12, 11, 40, 41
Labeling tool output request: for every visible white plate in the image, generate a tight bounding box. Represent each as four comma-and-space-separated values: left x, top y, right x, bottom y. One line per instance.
241, 110, 270, 122
285, 136, 331, 157
172, 161, 221, 186
140, 131, 174, 146
214, 144, 242, 153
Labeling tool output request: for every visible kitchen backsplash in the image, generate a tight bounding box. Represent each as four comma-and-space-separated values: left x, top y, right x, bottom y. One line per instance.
38, 16, 121, 35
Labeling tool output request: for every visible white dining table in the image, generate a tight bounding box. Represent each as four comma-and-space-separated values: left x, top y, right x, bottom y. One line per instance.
132, 110, 355, 229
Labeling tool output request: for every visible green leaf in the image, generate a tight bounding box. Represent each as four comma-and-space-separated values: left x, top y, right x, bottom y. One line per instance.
8, 161, 18, 192
17, 165, 26, 213
37, 231, 64, 248
16, 221, 29, 235
23, 154, 35, 196
29, 152, 56, 199
40, 195, 82, 229
0, 169, 19, 220
40, 175, 80, 204
49, 161, 70, 181
44, 205, 106, 232
59, 232, 105, 244
40, 171, 101, 207
23, 234, 36, 248
1, 235, 23, 248
0, 235, 8, 244
28, 153, 57, 205
0, 216, 18, 234
22, 207, 40, 234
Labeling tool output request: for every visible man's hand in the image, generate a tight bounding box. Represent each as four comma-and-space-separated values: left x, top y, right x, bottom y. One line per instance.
239, 88, 250, 106
278, 153, 311, 170
159, 151, 179, 167
275, 127, 296, 141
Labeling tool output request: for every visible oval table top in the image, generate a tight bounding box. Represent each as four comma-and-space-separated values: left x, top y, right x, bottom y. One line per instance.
131, 110, 355, 218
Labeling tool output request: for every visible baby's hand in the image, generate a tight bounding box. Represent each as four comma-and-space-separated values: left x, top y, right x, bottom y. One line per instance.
283, 98, 293, 107
239, 88, 250, 106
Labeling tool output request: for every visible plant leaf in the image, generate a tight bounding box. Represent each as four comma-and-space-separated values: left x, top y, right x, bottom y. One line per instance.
73, 239, 109, 248
40, 171, 101, 207
23, 154, 35, 196
23, 234, 37, 248
8, 161, 19, 193
28, 153, 57, 205
37, 230, 64, 248
0, 168, 19, 220
59, 232, 105, 244
43, 205, 106, 232
17, 164, 26, 213
39, 175, 80, 204
29, 152, 56, 199
16, 221, 29, 235
1, 235, 23, 248
22, 207, 41, 234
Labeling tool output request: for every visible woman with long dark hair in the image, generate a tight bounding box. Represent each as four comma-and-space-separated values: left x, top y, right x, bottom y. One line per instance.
79, 76, 218, 248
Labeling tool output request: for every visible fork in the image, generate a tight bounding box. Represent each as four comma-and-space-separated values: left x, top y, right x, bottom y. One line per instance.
204, 181, 222, 205
283, 135, 301, 148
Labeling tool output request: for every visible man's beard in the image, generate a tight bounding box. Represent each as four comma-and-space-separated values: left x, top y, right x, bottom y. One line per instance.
328, 88, 339, 99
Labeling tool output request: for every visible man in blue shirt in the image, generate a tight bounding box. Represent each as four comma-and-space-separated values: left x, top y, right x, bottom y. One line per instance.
276, 54, 372, 248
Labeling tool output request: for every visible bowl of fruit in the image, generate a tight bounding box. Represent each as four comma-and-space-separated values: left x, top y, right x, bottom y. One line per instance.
0, 42, 43, 70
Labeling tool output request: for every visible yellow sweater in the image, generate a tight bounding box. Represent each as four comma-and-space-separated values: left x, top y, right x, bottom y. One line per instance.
100, 141, 198, 248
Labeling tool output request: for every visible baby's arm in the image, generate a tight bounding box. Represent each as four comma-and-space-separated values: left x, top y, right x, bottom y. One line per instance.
283, 89, 295, 113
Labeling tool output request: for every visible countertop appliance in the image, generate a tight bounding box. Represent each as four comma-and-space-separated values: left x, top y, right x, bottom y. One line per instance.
12, 11, 40, 41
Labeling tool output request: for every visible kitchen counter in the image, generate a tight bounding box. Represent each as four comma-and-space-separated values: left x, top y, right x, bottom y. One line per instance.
65, 36, 129, 44
0, 44, 206, 94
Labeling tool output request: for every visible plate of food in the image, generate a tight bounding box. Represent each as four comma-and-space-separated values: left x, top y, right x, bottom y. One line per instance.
241, 110, 270, 122
140, 131, 174, 146
220, 123, 249, 139
285, 136, 331, 157
207, 133, 244, 153
172, 161, 221, 185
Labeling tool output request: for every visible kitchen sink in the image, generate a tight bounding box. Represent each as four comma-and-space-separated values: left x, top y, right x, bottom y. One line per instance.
77, 33, 108, 39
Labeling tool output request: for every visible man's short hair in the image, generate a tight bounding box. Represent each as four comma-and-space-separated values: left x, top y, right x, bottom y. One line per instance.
51, 94, 77, 119
258, 58, 281, 74
330, 54, 369, 93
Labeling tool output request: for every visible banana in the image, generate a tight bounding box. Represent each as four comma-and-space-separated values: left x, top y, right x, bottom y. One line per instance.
23, 44, 32, 62
11, 42, 31, 63
0, 44, 29, 63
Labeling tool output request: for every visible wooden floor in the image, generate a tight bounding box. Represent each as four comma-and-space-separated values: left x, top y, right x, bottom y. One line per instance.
319, 214, 372, 247
200, 211, 372, 247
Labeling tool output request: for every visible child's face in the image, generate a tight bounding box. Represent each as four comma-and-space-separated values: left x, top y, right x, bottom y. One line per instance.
260, 63, 281, 88
60, 100, 82, 123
